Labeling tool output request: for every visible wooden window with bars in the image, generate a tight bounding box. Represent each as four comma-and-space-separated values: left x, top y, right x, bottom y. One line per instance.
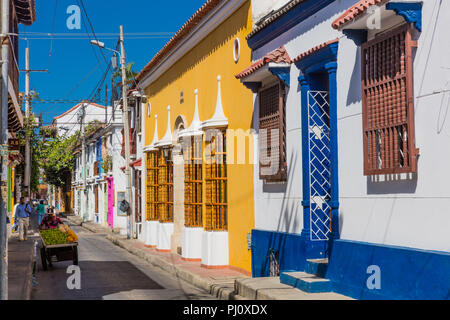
258, 82, 287, 181
157, 149, 173, 223
205, 130, 227, 231
184, 136, 203, 227
362, 24, 419, 175
146, 151, 159, 221
94, 185, 98, 213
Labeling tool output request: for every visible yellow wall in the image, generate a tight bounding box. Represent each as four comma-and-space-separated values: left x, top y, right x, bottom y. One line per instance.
143, 1, 254, 273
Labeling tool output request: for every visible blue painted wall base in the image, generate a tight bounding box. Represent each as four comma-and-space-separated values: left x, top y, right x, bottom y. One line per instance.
251, 229, 309, 277
327, 239, 450, 300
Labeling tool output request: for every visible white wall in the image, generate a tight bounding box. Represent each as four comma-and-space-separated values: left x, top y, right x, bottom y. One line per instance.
251, 0, 291, 25
251, 0, 450, 253
54, 103, 106, 137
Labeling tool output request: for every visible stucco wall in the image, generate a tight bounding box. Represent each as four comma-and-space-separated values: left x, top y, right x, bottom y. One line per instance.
250, 0, 450, 253
142, 0, 255, 272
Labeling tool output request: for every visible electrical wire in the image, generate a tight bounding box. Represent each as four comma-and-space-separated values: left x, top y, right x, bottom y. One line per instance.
77, 0, 109, 68
47, 0, 58, 69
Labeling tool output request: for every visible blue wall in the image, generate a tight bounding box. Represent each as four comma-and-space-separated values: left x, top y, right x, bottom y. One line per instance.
327, 239, 450, 300
251, 229, 309, 277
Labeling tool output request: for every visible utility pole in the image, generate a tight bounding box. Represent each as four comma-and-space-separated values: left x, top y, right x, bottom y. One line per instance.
80, 103, 86, 222
0, 0, 9, 301
120, 25, 134, 239
22, 48, 47, 200
24, 47, 30, 198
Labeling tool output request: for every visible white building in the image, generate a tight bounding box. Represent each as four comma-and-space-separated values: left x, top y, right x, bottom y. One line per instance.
72, 104, 129, 234
51, 102, 107, 137
237, 0, 450, 299
48, 102, 107, 210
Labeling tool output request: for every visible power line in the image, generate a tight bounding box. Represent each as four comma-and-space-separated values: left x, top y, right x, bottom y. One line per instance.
77, 0, 109, 67
20, 36, 172, 40
47, 0, 58, 69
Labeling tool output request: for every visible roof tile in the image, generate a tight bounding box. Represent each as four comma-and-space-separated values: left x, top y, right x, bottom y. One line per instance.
292, 38, 339, 63
235, 46, 291, 79
331, 0, 387, 29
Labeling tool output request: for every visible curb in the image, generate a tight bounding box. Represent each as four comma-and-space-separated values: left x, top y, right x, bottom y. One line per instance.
68, 217, 249, 300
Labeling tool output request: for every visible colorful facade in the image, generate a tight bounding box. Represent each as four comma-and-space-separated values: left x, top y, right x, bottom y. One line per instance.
137, 0, 255, 273
236, 0, 450, 299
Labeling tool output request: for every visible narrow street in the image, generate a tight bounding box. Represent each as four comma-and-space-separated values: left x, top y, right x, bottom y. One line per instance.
31, 223, 217, 300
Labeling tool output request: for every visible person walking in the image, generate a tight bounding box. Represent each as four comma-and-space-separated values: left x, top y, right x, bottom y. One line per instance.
14, 197, 32, 241
36, 200, 45, 226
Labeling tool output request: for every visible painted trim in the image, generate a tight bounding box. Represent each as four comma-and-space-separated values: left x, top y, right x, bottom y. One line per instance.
137, 0, 247, 89
342, 29, 368, 46
268, 66, 290, 87
386, 2, 422, 32
181, 257, 202, 262
296, 40, 339, 257
156, 249, 171, 253
241, 65, 291, 93
201, 264, 228, 269
327, 239, 450, 300
247, 0, 335, 50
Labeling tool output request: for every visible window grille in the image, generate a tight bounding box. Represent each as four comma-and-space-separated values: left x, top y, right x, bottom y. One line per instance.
157, 150, 173, 223
94, 185, 98, 213
258, 82, 287, 181
205, 130, 227, 231
184, 136, 203, 227
146, 151, 159, 221
361, 24, 418, 175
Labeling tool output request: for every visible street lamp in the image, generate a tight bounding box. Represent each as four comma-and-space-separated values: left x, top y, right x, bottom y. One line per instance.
90, 27, 134, 239
90, 40, 120, 67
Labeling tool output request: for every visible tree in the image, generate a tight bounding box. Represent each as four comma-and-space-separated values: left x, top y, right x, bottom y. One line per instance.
112, 62, 138, 84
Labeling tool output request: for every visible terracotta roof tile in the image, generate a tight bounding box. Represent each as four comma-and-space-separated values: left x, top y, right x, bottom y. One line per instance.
235, 46, 291, 79
53, 102, 105, 121
292, 38, 339, 63
331, 0, 387, 29
135, 0, 222, 83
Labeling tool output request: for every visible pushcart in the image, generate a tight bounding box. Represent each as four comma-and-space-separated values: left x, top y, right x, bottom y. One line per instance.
39, 231, 78, 271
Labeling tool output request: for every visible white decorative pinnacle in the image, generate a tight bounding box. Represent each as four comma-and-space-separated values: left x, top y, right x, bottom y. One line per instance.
201, 75, 228, 129
144, 114, 159, 151
157, 105, 173, 147
179, 89, 203, 138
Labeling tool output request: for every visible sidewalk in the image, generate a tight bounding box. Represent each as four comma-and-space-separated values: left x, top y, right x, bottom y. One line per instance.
66, 216, 351, 300
7, 224, 38, 300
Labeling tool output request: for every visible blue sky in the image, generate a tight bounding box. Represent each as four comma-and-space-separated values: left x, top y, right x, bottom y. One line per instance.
19, 0, 206, 125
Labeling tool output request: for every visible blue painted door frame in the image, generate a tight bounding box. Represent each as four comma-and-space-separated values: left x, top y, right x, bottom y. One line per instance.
295, 42, 340, 259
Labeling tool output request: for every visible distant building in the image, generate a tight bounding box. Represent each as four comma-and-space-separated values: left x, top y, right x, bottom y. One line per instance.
47, 102, 107, 213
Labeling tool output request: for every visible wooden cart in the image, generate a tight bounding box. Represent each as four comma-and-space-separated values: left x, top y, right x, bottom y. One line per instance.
40, 232, 78, 271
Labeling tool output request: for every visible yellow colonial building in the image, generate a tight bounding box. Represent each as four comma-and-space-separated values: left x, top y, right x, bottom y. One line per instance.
136, 0, 254, 273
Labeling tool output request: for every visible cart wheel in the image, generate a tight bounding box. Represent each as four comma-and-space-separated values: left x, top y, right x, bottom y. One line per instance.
73, 246, 78, 266
40, 247, 48, 271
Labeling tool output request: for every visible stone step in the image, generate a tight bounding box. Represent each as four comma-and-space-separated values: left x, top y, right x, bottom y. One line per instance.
280, 271, 331, 293
305, 258, 329, 278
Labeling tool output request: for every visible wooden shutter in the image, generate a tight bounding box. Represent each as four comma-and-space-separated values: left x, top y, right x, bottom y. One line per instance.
94, 185, 98, 213
205, 130, 227, 231
157, 150, 173, 223
362, 24, 419, 175
258, 82, 287, 181
146, 151, 159, 221
184, 136, 203, 228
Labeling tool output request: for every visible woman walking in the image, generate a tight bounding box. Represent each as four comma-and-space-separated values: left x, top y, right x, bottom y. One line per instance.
36, 200, 46, 225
